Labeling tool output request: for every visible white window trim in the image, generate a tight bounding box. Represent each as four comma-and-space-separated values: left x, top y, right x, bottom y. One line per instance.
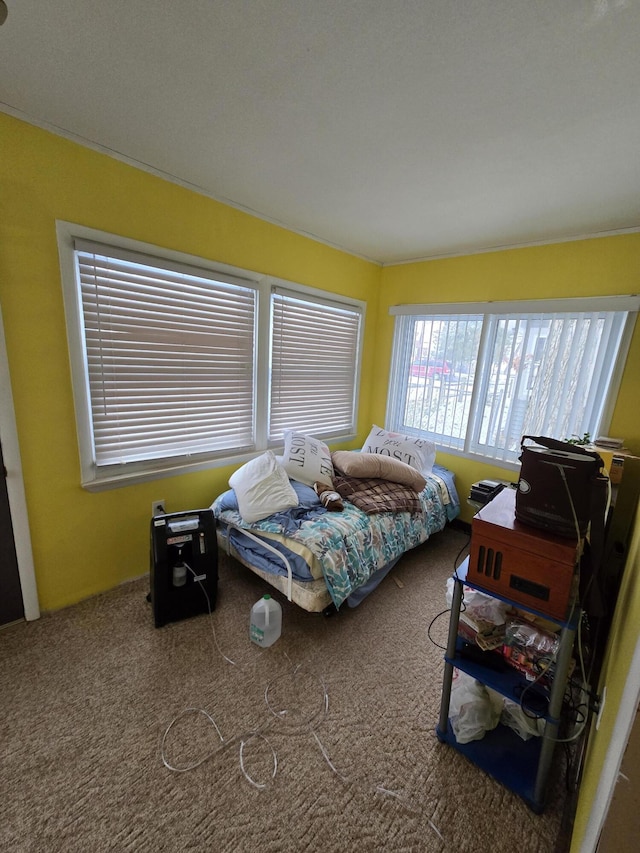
0, 304, 39, 619
57, 221, 364, 490
389, 296, 640, 316
387, 295, 639, 471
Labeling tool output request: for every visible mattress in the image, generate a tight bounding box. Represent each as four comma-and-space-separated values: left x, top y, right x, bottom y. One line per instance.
213, 464, 459, 612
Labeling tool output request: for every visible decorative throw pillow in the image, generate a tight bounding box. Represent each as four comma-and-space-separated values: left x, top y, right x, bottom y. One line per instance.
361, 425, 436, 474
229, 450, 298, 523
280, 431, 334, 487
332, 449, 427, 492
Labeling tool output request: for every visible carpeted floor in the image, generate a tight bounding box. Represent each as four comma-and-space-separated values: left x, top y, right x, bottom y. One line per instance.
0, 527, 570, 852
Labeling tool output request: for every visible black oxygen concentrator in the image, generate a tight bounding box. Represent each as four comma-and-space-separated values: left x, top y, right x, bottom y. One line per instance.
149, 509, 218, 628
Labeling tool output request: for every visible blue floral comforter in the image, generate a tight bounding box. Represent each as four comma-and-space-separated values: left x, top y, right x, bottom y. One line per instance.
213, 465, 459, 609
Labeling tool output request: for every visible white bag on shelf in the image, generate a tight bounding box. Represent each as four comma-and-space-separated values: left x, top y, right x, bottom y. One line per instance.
449, 670, 502, 744
445, 578, 509, 627
500, 698, 545, 740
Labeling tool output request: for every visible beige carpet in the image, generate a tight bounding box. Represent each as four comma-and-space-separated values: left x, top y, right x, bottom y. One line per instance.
0, 527, 569, 852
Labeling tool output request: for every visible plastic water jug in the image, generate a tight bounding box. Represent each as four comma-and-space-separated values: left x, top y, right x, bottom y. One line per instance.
249, 594, 282, 647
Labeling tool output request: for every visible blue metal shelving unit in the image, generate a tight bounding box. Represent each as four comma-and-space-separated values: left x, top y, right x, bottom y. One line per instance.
436, 557, 579, 813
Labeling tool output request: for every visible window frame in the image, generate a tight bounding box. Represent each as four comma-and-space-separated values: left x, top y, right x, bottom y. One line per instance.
387, 296, 639, 471
269, 285, 364, 442
57, 221, 364, 490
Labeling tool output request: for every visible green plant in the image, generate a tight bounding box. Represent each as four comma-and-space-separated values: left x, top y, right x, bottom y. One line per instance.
565, 432, 591, 446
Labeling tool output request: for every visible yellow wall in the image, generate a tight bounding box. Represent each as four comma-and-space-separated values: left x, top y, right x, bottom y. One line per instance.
2, 110, 639, 851
0, 113, 380, 610
3, 111, 639, 608
377, 239, 640, 522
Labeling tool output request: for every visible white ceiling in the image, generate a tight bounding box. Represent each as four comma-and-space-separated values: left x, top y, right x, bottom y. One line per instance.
2, 0, 640, 264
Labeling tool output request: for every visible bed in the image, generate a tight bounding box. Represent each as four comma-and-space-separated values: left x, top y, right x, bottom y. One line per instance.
212, 429, 460, 613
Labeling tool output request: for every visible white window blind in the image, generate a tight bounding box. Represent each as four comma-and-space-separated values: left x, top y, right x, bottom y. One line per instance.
387, 297, 638, 466
75, 240, 257, 467
470, 310, 625, 461
269, 288, 362, 440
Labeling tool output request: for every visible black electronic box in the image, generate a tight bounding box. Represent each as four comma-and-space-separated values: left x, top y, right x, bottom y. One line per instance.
469, 479, 507, 506
150, 509, 218, 628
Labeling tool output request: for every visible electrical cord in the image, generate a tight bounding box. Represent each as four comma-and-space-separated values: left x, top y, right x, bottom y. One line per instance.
557, 464, 582, 546
182, 560, 241, 667
427, 608, 452, 651
159, 561, 445, 837
509, 463, 605, 746
427, 532, 470, 651
500, 586, 596, 746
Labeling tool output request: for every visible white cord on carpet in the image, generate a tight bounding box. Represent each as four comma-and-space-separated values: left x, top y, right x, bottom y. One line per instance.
239, 733, 278, 789
160, 562, 444, 841
160, 707, 226, 773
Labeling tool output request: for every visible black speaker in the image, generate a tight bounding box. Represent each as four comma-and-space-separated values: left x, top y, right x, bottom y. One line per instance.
516, 435, 605, 538
150, 509, 218, 628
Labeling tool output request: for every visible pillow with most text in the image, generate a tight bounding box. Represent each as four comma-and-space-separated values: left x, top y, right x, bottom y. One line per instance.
281, 431, 334, 487
361, 424, 436, 474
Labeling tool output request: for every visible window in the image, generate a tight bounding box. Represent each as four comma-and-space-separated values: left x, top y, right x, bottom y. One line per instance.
58, 223, 364, 489
387, 297, 639, 467
269, 288, 362, 440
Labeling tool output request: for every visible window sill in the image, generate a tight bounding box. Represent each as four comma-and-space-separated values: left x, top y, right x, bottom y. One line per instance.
435, 446, 521, 475
80, 433, 358, 491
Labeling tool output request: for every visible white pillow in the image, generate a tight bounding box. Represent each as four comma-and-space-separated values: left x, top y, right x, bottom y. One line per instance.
280, 430, 334, 487
361, 425, 436, 474
229, 451, 298, 523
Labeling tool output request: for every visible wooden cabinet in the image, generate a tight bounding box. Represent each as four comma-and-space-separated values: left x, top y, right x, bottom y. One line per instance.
468, 487, 579, 620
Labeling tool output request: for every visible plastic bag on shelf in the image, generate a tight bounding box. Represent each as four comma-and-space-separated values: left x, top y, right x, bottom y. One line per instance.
500, 697, 545, 740
501, 617, 562, 683
505, 618, 559, 656
446, 578, 509, 649
446, 577, 509, 627
449, 670, 502, 744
